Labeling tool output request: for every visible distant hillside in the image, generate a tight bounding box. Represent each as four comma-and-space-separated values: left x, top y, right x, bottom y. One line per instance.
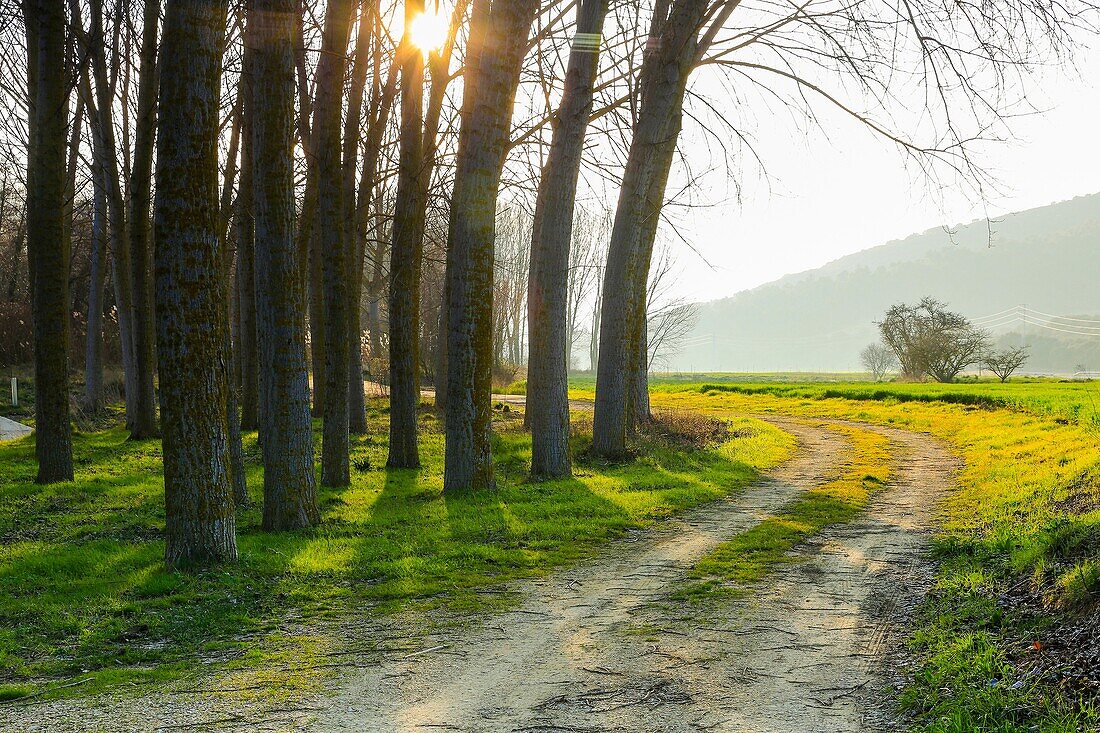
671, 194, 1100, 374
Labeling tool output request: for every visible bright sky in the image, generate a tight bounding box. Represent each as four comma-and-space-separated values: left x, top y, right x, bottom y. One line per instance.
663, 45, 1100, 303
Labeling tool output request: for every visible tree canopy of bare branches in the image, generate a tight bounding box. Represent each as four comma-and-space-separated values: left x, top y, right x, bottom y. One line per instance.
879, 298, 990, 383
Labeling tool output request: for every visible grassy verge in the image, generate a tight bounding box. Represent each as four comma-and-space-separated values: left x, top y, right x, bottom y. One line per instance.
678, 423, 891, 600
644, 385, 1100, 732
0, 400, 794, 702
682, 378, 1100, 429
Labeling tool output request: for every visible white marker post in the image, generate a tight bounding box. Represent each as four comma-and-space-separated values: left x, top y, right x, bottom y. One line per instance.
9, 377, 16, 408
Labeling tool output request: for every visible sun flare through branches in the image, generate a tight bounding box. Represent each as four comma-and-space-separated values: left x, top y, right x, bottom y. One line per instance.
408, 9, 449, 56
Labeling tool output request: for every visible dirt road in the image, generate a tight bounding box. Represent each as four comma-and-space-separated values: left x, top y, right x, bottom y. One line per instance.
3, 418, 956, 732
309, 419, 954, 732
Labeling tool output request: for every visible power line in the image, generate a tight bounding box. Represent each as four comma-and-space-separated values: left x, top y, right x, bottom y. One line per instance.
1024, 307, 1100, 325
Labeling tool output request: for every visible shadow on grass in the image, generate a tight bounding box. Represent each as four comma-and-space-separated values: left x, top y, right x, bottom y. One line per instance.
0, 403, 784, 700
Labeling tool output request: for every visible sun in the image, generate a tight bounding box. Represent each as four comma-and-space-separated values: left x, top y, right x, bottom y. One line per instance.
408, 10, 449, 56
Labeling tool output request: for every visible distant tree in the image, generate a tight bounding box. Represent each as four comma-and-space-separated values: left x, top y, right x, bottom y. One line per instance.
646, 245, 698, 372
984, 346, 1030, 383
860, 343, 897, 382
879, 298, 989, 383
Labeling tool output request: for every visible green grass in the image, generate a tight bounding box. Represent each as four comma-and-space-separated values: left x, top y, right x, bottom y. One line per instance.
639, 382, 1100, 732
0, 400, 793, 701
651, 376, 1100, 428
0, 369, 33, 423
679, 422, 891, 600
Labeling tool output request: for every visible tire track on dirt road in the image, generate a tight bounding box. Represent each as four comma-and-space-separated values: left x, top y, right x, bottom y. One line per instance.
302, 418, 954, 733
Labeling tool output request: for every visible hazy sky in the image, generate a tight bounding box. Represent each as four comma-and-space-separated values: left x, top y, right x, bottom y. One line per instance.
661, 45, 1100, 303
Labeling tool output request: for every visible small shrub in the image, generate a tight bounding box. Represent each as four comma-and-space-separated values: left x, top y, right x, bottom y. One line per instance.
646, 408, 731, 449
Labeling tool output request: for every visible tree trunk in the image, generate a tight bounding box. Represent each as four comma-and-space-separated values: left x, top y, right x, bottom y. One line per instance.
302, 173, 323, 414
26, 0, 74, 484
366, 270, 384, 358
85, 155, 107, 413
387, 0, 427, 469
225, 351, 249, 508
433, 291, 447, 408
154, 0, 238, 567
343, 1, 373, 435
347, 251, 367, 432
127, 0, 162, 439
236, 112, 259, 431
294, 6, 324, 417
629, 314, 651, 425
252, 0, 320, 530
443, 0, 540, 493
526, 0, 609, 478
83, 0, 139, 435
625, 108, 681, 429
589, 275, 601, 371
591, 0, 703, 458
315, 0, 355, 487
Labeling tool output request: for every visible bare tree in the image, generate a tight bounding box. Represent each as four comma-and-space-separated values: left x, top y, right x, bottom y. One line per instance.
591, 0, 1095, 456
984, 346, 1031, 383
879, 298, 990, 383
643, 242, 697, 371
860, 343, 898, 382
84, 153, 107, 411
493, 207, 529, 369
70, 0, 161, 438
565, 206, 607, 370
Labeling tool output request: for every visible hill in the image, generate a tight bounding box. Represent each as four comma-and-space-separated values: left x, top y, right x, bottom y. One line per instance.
670, 194, 1100, 374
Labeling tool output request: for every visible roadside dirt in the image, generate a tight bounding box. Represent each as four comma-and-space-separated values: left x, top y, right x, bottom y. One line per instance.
0, 416, 32, 442
1, 418, 956, 732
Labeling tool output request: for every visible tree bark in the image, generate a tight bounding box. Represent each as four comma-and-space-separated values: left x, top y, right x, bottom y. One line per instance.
225, 347, 249, 508
315, 0, 356, 487
236, 98, 259, 431
343, 1, 374, 435
294, 5, 324, 417
387, 0, 427, 468
303, 173, 323, 414
25, 0, 74, 484
433, 293, 448, 409
85, 148, 109, 413
629, 310, 651, 426
591, 0, 703, 458
127, 0, 162, 439
526, 0, 609, 478
252, 0, 320, 530
81, 0, 139, 435
154, 0, 238, 567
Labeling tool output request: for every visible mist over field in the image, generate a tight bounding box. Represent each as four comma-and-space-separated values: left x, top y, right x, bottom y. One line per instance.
671, 195, 1100, 374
